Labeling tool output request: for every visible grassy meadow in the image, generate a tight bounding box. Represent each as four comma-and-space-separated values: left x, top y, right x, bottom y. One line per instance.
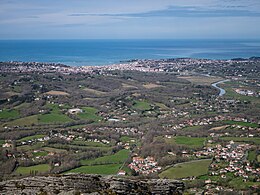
159, 159, 212, 179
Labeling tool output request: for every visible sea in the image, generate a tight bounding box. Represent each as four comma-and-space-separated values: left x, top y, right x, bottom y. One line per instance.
0, 39, 260, 66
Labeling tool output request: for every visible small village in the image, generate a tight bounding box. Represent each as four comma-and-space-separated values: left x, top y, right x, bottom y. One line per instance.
128, 156, 162, 175
235, 88, 259, 97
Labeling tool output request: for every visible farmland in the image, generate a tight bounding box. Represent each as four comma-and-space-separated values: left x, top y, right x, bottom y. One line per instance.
165, 136, 206, 148
15, 164, 51, 175
133, 100, 151, 111
38, 113, 72, 124
66, 164, 122, 175
80, 149, 130, 165
3, 115, 39, 127
159, 159, 212, 179
0, 109, 20, 119
77, 107, 101, 122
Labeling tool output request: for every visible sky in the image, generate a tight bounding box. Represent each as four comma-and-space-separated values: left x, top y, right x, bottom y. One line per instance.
0, 0, 260, 39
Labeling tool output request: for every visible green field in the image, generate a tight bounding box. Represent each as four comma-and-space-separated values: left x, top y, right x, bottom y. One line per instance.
17, 142, 45, 152
38, 103, 73, 124
165, 136, 206, 148
11, 85, 22, 93
228, 177, 260, 190
46, 103, 70, 111
223, 120, 259, 128
4, 115, 39, 127
43, 147, 67, 153
0, 109, 20, 119
71, 140, 107, 147
220, 137, 260, 145
182, 126, 202, 131
159, 159, 212, 179
65, 149, 129, 175
133, 100, 151, 111
32, 151, 48, 157
48, 143, 111, 152
155, 102, 169, 110
14, 102, 31, 110
77, 107, 101, 121
120, 136, 136, 143
81, 149, 130, 165
39, 113, 73, 123
66, 164, 122, 175
257, 155, 260, 162
15, 164, 51, 175
0, 140, 5, 145
16, 145, 33, 152
247, 150, 257, 162
18, 134, 46, 142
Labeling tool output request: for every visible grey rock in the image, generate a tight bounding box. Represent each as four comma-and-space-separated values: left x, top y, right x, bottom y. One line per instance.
0, 174, 184, 195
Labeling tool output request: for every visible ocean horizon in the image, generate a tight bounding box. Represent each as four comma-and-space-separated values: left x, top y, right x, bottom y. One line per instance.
0, 39, 260, 66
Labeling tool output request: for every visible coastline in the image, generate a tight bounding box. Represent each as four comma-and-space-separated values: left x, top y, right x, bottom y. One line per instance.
1, 57, 260, 75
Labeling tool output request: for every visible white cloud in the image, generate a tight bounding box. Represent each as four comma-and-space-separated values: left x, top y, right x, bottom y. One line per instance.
0, 0, 259, 39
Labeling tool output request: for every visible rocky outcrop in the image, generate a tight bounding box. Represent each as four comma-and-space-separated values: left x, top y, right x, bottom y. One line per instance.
0, 174, 184, 195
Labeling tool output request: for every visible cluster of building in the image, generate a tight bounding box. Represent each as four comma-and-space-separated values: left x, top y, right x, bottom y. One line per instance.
92, 127, 141, 137
170, 115, 258, 132
189, 98, 244, 115
128, 156, 161, 175
193, 141, 260, 182
19, 136, 50, 146
210, 142, 259, 179
235, 89, 258, 97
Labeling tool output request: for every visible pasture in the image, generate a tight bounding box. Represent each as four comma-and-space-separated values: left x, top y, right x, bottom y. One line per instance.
0, 109, 20, 119
15, 164, 51, 175
77, 107, 101, 121
80, 149, 130, 165
165, 136, 206, 148
133, 100, 151, 111
4, 115, 38, 127
159, 159, 212, 179
38, 113, 72, 123
66, 164, 121, 175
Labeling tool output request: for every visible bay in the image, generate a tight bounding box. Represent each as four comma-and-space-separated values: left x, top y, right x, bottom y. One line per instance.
0, 39, 260, 66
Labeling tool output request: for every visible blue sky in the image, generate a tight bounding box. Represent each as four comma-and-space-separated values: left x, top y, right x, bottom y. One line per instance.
0, 0, 260, 39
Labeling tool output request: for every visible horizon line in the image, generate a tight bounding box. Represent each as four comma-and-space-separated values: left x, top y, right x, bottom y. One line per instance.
1, 38, 260, 41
